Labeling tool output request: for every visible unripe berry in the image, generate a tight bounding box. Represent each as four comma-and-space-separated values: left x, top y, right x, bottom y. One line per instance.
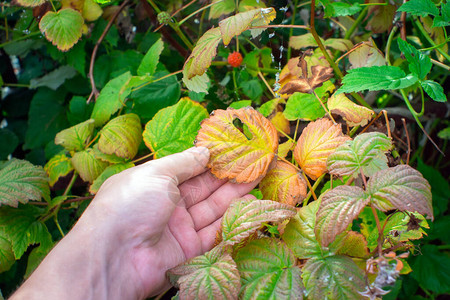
228, 52, 243, 68
157, 12, 171, 25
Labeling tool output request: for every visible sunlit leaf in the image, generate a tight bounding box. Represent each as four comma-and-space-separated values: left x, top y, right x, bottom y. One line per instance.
397, 38, 432, 80
327, 132, 392, 178
0, 160, 50, 207
196, 107, 278, 183
71, 148, 109, 183
315, 186, 369, 247
221, 198, 296, 245
302, 255, 365, 300
348, 40, 386, 69
294, 118, 350, 180
182, 72, 210, 94
335, 231, 370, 258
259, 161, 307, 206
44, 153, 74, 187
168, 247, 240, 300
278, 140, 295, 159
39, 8, 84, 51
398, 0, 439, 17
421, 80, 447, 102
270, 111, 290, 136
55, 119, 95, 152
367, 165, 433, 219
137, 38, 164, 77
258, 98, 283, 117
143, 98, 208, 159
89, 162, 134, 194
235, 238, 304, 300
98, 114, 142, 159
82, 0, 103, 22
328, 93, 374, 127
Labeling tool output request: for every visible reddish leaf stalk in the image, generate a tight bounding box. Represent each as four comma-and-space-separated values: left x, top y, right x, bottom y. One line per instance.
402, 118, 411, 164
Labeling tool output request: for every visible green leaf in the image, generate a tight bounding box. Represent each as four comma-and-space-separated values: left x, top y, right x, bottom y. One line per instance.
209, 0, 235, 19
182, 72, 210, 94
98, 114, 142, 159
92, 146, 128, 164
258, 98, 282, 117
67, 96, 93, 125
137, 38, 164, 76
0, 235, 15, 273
421, 80, 447, 102
334, 231, 369, 258
24, 88, 69, 150
327, 132, 392, 178
15, 0, 46, 7
284, 93, 326, 121
410, 245, 450, 294
234, 238, 304, 300
302, 255, 365, 300
168, 247, 240, 300
0, 129, 19, 160
337, 66, 418, 94
366, 4, 397, 34
397, 39, 432, 80
39, 8, 84, 52
25, 239, 54, 278
91, 71, 132, 127
315, 186, 369, 247
71, 148, 109, 183
221, 198, 296, 246
30, 65, 78, 90
240, 79, 263, 100
282, 200, 324, 259
143, 98, 208, 158
367, 165, 433, 219
0, 205, 52, 260
89, 162, 134, 194
229, 100, 252, 109
398, 0, 439, 17
433, 1, 450, 27
55, 119, 95, 152
0, 159, 50, 207
44, 153, 74, 187
330, 2, 361, 17
289, 33, 352, 52
417, 159, 449, 217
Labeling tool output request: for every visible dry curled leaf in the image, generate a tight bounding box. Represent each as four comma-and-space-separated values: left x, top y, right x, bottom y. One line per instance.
328, 93, 374, 127
294, 118, 350, 180
259, 160, 307, 206
196, 107, 278, 183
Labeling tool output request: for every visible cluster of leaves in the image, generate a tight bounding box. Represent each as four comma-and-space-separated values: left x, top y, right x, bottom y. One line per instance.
1, 0, 449, 299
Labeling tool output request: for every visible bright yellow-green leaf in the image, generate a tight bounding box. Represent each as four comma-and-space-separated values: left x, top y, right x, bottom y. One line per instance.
335, 231, 370, 258
44, 153, 74, 187
71, 149, 109, 183
328, 93, 374, 127
89, 162, 134, 194
137, 38, 164, 76
294, 118, 350, 180
0, 159, 50, 207
61, 0, 84, 11
209, 0, 235, 19
221, 198, 296, 245
82, 0, 103, 22
182, 71, 210, 94
92, 145, 128, 164
0, 235, 15, 273
196, 107, 278, 183
259, 161, 307, 206
15, 0, 46, 7
54, 119, 95, 151
143, 98, 208, 159
98, 114, 142, 159
270, 111, 290, 136
39, 8, 84, 52
277, 140, 295, 159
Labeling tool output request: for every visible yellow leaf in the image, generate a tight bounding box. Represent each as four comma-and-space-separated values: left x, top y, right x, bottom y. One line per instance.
278, 140, 295, 159
71, 149, 109, 183
82, 0, 102, 22
328, 93, 374, 127
61, 0, 85, 11
260, 160, 307, 206
270, 111, 290, 136
294, 118, 350, 180
196, 107, 278, 183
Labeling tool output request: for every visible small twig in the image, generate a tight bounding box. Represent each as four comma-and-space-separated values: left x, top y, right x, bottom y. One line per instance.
402, 118, 411, 164
303, 173, 317, 201
250, 24, 310, 30
132, 152, 154, 164
258, 71, 277, 98
430, 58, 450, 71
88, 0, 130, 103
382, 110, 391, 139
313, 90, 336, 123
360, 110, 384, 134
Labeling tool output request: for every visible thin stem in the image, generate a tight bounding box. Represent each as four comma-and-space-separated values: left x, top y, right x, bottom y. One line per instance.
132, 152, 154, 164
131, 70, 182, 91
293, 119, 300, 141
303, 174, 325, 205
232, 69, 239, 99
385, 25, 398, 66
154, 0, 197, 32
402, 118, 411, 165
178, 1, 221, 26
360, 110, 384, 134
382, 110, 391, 139
414, 18, 450, 62
371, 204, 383, 257
344, 6, 369, 40
3, 83, 30, 88
303, 173, 317, 201
250, 24, 309, 30
0, 31, 41, 49
430, 58, 450, 71
313, 90, 336, 123
54, 215, 65, 238
49, 0, 57, 12
85, 132, 100, 149
258, 71, 277, 98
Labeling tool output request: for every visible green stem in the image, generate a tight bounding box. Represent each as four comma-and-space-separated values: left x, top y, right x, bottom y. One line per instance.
54, 215, 65, 238
303, 174, 325, 205
385, 25, 398, 66
287, 0, 299, 60
344, 6, 369, 40
414, 18, 450, 62
3, 83, 30, 88
48, 0, 57, 12
0, 31, 41, 49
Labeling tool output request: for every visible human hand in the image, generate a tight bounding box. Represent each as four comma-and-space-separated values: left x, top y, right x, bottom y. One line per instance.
12, 147, 259, 300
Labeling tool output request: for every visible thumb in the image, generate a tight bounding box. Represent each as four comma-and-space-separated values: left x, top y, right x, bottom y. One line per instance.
143, 147, 210, 184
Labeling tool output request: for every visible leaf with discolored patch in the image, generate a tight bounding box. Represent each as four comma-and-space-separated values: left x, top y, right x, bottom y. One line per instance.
71, 148, 109, 183
335, 231, 370, 258
270, 111, 290, 136
290, 33, 352, 52
16, 0, 46, 8
55, 119, 95, 152
327, 132, 392, 178
277, 140, 295, 159
89, 162, 134, 194
143, 98, 209, 159
39, 9, 84, 51
221, 198, 296, 246
44, 153, 74, 187
328, 93, 374, 127
348, 40, 386, 69
367, 165, 433, 219
98, 114, 142, 160
0, 160, 50, 207
168, 247, 240, 300
259, 161, 307, 206
196, 107, 278, 183
234, 238, 304, 300
294, 118, 350, 180
315, 186, 369, 247
302, 255, 365, 300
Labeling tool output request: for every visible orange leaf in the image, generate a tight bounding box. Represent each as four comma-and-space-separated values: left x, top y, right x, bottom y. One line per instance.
196, 107, 278, 183
294, 118, 350, 180
259, 160, 307, 206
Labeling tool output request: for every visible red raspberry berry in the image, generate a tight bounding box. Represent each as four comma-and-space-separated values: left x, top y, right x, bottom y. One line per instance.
228, 52, 243, 68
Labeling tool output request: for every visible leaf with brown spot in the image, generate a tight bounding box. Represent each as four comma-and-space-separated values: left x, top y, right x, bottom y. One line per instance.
259, 161, 307, 206
196, 107, 278, 183
294, 118, 350, 180
328, 93, 374, 127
